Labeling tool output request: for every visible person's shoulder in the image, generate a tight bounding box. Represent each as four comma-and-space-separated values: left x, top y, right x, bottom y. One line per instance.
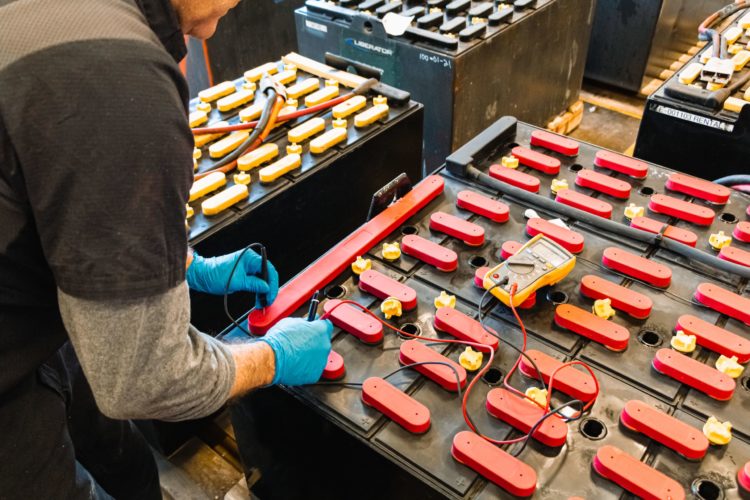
0, 0, 164, 74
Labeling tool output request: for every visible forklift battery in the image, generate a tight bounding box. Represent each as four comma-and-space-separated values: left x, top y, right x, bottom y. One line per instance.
294, 0, 595, 169
226, 116, 750, 499
187, 53, 423, 332
635, 8, 750, 180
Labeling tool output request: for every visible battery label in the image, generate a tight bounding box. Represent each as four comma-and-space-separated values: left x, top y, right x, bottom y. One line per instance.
650, 103, 735, 132
305, 20, 328, 33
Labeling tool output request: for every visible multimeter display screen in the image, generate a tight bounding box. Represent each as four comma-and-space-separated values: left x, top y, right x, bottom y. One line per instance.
534, 243, 567, 267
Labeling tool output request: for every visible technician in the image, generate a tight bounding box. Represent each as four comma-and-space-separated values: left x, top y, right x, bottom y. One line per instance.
0, 0, 332, 498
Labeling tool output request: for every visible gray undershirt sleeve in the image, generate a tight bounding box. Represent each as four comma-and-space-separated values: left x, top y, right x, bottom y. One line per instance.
57, 281, 236, 422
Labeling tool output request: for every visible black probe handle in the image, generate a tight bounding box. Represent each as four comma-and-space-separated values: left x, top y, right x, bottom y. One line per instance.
258, 249, 269, 308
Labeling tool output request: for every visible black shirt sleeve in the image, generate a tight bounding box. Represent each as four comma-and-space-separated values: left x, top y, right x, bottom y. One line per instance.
2, 39, 193, 300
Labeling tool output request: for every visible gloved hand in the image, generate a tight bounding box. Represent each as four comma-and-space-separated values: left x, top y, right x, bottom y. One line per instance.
186, 249, 279, 308
260, 317, 334, 386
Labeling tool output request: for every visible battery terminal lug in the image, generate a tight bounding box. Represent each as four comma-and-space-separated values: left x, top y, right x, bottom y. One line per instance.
233, 172, 252, 185
286, 143, 302, 155
351, 256, 372, 275
434, 290, 457, 309
501, 155, 519, 169
381, 297, 403, 319
670, 330, 696, 353
525, 387, 549, 407
592, 298, 616, 320
623, 203, 644, 221
459, 347, 483, 371
703, 416, 732, 445
708, 231, 732, 251
382, 242, 402, 260
715, 355, 744, 378
550, 178, 568, 195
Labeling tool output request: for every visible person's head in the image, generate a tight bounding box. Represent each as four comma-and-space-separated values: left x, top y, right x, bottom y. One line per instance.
170, 0, 241, 39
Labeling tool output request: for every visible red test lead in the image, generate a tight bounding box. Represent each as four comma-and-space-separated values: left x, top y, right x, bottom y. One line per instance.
485, 388, 568, 447
399, 340, 467, 392
323, 299, 384, 344
518, 349, 597, 402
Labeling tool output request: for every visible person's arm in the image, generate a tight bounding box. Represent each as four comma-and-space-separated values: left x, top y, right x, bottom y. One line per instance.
58, 282, 278, 420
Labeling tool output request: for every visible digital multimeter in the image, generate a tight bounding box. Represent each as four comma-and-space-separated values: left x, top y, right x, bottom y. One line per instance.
483, 234, 576, 307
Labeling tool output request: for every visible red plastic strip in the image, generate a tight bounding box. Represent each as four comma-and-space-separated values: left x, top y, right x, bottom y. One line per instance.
456, 190, 509, 223
321, 350, 346, 380
451, 431, 537, 497
429, 211, 485, 246
554, 304, 630, 351
575, 170, 631, 199
734, 221, 750, 243
433, 307, 499, 352
485, 388, 568, 447
489, 164, 541, 193
401, 234, 459, 271
358, 269, 418, 310
530, 129, 579, 156
323, 299, 384, 344
652, 348, 736, 401
719, 245, 750, 268
580, 275, 653, 319
620, 400, 708, 460
518, 349, 597, 402
694, 282, 750, 325
361, 377, 431, 433
676, 314, 750, 363
526, 218, 585, 253
511, 146, 560, 174
665, 173, 731, 205
593, 445, 685, 500
556, 189, 613, 218
648, 194, 715, 226
399, 340, 467, 391
602, 247, 672, 288
739, 462, 750, 493
248, 175, 444, 334
500, 240, 522, 259
630, 216, 698, 247
593, 150, 649, 179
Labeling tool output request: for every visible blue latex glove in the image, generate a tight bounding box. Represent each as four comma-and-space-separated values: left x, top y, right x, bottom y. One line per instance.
260, 317, 334, 386
186, 249, 279, 307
